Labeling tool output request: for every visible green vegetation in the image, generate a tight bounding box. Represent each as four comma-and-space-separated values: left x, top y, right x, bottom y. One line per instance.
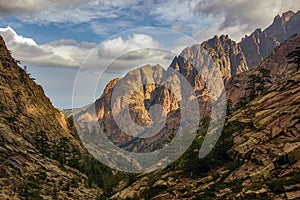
287, 46, 300, 71
226, 99, 233, 116
246, 74, 260, 101
237, 68, 271, 109
18, 175, 43, 200
32, 128, 133, 197
140, 99, 260, 199
66, 116, 80, 140
171, 117, 248, 177
34, 131, 50, 157
268, 172, 300, 194
53, 137, 69, 166
257, 68, 272, 94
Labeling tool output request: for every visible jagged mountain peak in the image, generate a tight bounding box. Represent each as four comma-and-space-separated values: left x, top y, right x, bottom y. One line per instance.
174, 34, 249, 83
274, 10, 296, 24
201, 34, 249, 80
110, 32, 300, 200
227, 33, 300, 106
101, 78, 120, 97
240, 10, 300, 68
76, 10, 300, 158
265, 10, 300, 42
209, 34, 231, 43
204, 34, 240, 53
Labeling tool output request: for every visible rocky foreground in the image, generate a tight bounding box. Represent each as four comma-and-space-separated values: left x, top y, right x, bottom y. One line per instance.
111, 56, 300, 200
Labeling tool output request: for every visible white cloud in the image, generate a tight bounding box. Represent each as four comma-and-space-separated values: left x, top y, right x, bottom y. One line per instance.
0, 27, 173, 73
1, 0, 300, 43
171, 25, 186, 32
20, 6, 118, 24
147, 0, 300, 42
91, 34, 174, 73
1, 1, 299, 70
0, 0, 138, 25
90, 20, 134, 36
147, 0, 243, 42
150, 0, 205, 36
0, 26, 95, 68
98, 34, 161, 58
193, 0, 300, 41
192, 15, 251, 43
1, 26, 37, 45
151, 0, 199, 23
0, 0, 92, 16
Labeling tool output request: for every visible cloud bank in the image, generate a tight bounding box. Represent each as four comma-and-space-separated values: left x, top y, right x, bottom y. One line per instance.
0, 26, 94, 67
0, 26, 173, 73
1, 1, 300, 68
1, 0, 300, 42
193, 0, 300, 40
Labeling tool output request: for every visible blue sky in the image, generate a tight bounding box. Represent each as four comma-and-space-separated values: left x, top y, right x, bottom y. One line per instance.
0, 0, 299, 108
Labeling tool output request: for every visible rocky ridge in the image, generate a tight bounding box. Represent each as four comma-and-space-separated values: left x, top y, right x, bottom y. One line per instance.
109, 45, 300, 200
0, 36, 103, 199
75, 11, 300, 157
240, 10, 300, 68
76, 34, 247, 154
226, 34, 300, 106
201, 35, 249, 82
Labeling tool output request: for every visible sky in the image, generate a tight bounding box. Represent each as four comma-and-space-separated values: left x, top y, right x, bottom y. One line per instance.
0, 0, 299, 109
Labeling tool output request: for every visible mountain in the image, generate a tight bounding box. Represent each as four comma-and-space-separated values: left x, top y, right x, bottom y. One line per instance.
75, 10, 300, 161
111, 71, 300, 200
0, 36, 107, 199
1, 10, 300, 200
265, 11, 300, 42
75, 34, 250, 154
240, 10, 300, 68
76, 63, 204, 154
76, 40, 234, 155
110, 36, 300, 200
176, 35, 249, 83
227, 33, 300, 106
201, 35, 249, 82
77, 25, 300, 199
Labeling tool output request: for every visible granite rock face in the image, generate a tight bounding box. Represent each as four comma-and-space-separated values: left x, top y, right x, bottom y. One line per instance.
240, 10, 300, 69
76, 10, 300, 154
202, 35, 249, 82
226, 34, 300, 106
0, 36, 102, 199
110, 57, 300, 200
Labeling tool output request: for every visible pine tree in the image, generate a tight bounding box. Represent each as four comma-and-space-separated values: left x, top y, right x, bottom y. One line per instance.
235, 96, 249, 110
18, 175, 42, 200
226, 99, 233, 116
54, 137, 70, 166
68, 148, 80, 168
59, 137, 69, 165
257, 68, 271, 95
287, 46, 300, 71
34, 131, 50, 157
246, 74, 260, 101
